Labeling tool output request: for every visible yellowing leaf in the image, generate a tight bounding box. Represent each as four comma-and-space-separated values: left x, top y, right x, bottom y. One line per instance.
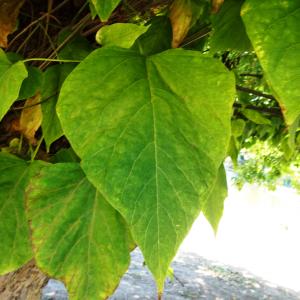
20, 93, 42, 145
27, 163, 131, 300
0, 0, 25, 48
169, 0, 193, 48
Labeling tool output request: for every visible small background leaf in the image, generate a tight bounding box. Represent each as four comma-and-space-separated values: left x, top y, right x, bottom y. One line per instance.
96, 23, 149, 48
132, 17, 172, 56
41, 64, 74, 151
18, 67, 43, 100
242, 109, 271, 125
210, 0, 252, 52
58, 31, 93, 60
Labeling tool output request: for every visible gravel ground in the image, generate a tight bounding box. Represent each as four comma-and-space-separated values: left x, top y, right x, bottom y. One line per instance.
42, 249, 300, 300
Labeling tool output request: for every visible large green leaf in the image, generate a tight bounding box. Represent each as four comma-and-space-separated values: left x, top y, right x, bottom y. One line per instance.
242, 1, 300, 127
210, 0, 252, 52
203, 165, 227, 233
27, 163, 130, 300
90, 0, 121, 21
57, 47, 235, 290
0, 153, 40, 275
0, 49, 28, 121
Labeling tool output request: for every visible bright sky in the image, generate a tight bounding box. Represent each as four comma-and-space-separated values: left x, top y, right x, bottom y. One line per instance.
178, 182, 300, 291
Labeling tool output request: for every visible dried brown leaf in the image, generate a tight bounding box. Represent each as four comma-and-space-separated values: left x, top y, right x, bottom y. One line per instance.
211, 0, 224, 13
169, 0, 193, 48
19, 93, 42, 145
0, 0, 25, 48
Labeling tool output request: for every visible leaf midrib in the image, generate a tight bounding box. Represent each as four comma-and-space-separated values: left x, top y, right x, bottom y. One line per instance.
145, 58, 162, 282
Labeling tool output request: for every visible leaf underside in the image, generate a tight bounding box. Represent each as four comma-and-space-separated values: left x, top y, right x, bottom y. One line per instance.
57, 47, 235, 289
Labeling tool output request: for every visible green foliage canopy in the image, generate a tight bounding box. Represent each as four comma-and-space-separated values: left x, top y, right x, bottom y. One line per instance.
0, 0, 299, 299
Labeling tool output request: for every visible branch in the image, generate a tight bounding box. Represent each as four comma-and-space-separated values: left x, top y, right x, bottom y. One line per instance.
233, 103, 282, 117
236, 85, 276, 101
239, 73, 263, 78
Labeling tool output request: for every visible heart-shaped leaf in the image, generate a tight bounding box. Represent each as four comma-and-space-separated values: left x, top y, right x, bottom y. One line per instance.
57, 47, 235, 290
27, 163, 131, 300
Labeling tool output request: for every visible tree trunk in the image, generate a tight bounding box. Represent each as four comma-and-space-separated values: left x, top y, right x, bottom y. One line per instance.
0, 260, 49, 300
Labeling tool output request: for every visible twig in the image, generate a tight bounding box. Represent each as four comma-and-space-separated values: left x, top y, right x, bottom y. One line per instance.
236, 85, 276, 101
7, 0, 70, 49
239, 73, 263, 78
233, 103, 282, 116
11, 93, 59, 111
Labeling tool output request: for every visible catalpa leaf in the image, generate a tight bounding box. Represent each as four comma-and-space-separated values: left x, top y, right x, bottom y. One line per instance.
27, 163, 131, 300
57, 47, 235, 290
0, 153, 41, 275
90, 0, 121, 21
0, 49, 27, 121
242, 0, 300, 127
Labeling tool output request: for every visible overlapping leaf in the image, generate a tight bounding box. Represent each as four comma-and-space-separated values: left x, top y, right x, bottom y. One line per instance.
27, 163, 131, 300
0, 49, 27, 121
0, 153, 41, 275
242, 0, 300, 127
41, 64, 74, 151
57, 47, 235, 290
